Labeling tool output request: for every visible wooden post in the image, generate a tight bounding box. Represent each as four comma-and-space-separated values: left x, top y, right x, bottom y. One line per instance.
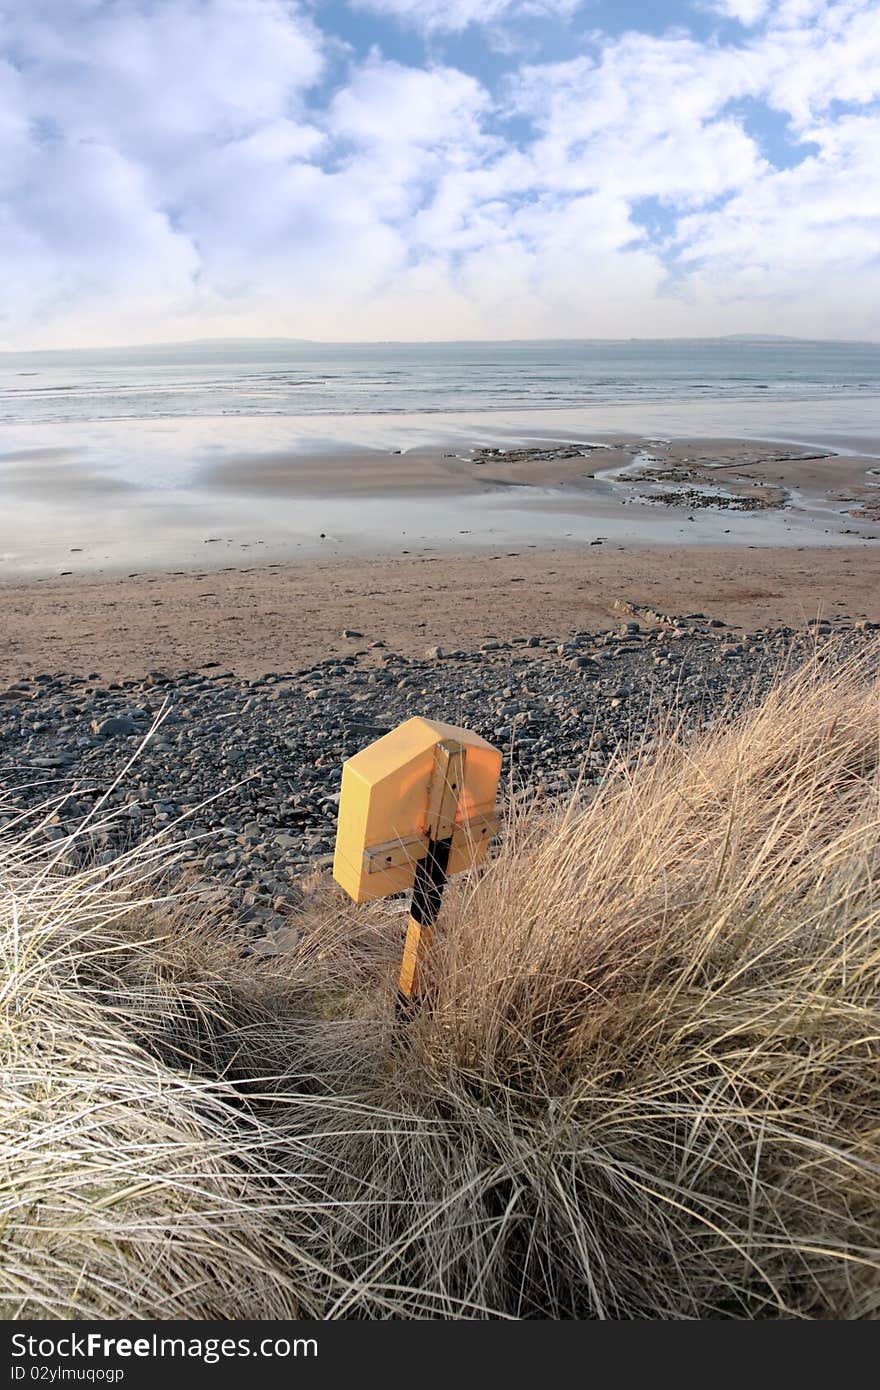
397, 741, 464, 1009
332, 716, 501, 1020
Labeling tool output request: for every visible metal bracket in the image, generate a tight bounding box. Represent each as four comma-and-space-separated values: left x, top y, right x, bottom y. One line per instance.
362, 810, 501, 874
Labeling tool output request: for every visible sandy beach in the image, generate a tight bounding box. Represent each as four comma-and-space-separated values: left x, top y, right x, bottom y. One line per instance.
3, 541, 878, 684
2, 428, 879, 682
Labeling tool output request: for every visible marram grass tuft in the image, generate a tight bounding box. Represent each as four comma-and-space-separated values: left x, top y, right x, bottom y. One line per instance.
2, 652, 879, 1318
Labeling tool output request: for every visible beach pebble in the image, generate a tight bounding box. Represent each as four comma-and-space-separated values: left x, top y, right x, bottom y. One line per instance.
90, 715, 137, 737
1, 616, 875, 935
250, 935, 283, 956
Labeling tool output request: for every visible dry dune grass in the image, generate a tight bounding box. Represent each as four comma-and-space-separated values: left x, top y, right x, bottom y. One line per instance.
2, 651, 879, 1319
0, 842, 326, 1319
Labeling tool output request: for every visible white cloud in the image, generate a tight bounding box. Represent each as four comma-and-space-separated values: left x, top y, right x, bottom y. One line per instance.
349, 0, 580, 33
676, 114, 880, 274
329, 57, 491, 149
761, 1, 880, 127
0, 0, 328, 341
709, 0, 773, 24
9, 1, 324, 148
508, 36, 765, 204
0, 0, 877, 345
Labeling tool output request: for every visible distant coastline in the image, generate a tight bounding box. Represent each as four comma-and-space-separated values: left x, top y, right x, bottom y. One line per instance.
3, 332, 880, 357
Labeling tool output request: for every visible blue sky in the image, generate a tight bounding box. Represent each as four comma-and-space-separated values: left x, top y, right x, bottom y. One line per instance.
0, 0, 878, 347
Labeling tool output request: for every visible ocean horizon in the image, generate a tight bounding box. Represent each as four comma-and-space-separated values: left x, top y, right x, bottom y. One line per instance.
2, 337, 879, 427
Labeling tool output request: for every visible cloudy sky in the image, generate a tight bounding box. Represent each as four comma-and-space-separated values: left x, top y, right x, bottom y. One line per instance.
1, 0, 878, 347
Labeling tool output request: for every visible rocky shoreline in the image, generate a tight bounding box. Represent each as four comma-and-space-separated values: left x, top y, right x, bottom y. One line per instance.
2, 612, 876, 942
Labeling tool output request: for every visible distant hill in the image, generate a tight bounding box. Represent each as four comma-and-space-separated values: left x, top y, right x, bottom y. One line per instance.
720, 334, 812, 343
2, 333, 877, 357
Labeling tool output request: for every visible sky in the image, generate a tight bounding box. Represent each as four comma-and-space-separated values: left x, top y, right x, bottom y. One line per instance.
1, 0, 878, 348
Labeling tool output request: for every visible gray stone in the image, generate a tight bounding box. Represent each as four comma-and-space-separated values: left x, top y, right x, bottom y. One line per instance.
250, 935, 283, 956
91, 714, 136, 738
0, 619, 869, 909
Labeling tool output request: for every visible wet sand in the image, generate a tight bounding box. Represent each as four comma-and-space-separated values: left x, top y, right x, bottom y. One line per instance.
3, 428, 879, 683
2, 431, 879, 579
200, 434, 880, 502
2, 543, 878, 684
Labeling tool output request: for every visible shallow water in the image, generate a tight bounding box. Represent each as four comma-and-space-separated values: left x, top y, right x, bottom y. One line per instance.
1, 341, 879, 576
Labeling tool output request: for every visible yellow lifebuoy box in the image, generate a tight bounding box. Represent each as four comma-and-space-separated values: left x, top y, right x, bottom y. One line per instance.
333, 716, 502, 904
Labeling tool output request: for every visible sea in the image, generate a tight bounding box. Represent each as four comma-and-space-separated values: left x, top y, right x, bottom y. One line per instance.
2, 337, 879, 425
1, 338, 879, 575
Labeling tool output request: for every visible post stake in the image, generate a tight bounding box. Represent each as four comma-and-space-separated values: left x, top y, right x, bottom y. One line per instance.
397, 836, 452, 1009
397, 740, 464, 1011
